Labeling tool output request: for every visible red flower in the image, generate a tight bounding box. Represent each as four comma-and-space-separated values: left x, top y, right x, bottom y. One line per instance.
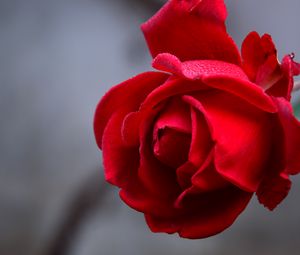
94, 0, 300, 238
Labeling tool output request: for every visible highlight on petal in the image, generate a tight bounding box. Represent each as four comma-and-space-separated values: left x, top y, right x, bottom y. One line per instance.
94, 72, 168, 149
153, 53, 247, 80
121, 111, 141, 147
142, 0, 241, 64
152, 53, 277, 113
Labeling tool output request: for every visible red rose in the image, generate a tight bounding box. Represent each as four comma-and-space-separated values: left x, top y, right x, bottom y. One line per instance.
94, 0, 300, 238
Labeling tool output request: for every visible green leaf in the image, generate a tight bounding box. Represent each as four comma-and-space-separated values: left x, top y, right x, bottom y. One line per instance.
293, 100, 300, 119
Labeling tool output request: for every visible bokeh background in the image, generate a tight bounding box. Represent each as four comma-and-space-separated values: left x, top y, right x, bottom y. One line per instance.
1, 0, 300, 254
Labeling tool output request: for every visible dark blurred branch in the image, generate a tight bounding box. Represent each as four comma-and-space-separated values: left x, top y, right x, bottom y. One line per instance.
97, 0, 163, 14
45, 169, 107, 255
125, 0, 163, 13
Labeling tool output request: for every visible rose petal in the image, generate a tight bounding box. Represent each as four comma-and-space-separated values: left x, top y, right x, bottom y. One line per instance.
184, 92, 272, 192
153, 97, 191, 134
153, 127, 191, 169
120, 187, 176, 218
145, 186, 252, 239
175, 149, 230, 209
151, 97, 192, 168
102, 112, 140, 188
120, 77, 208, 149
241, 31, 281, 89
138, 107, 182, 198
172, 96, 214, 191
176, 161, 198, 190
256, 172, 291, 210
175, 150, 215, 208
273, 97, 300, 175
121, 111, 141, 146
255, 54, 282, 90
142, 0, 241, 64
188, 102, 213, 167
94, 72, 168, 149
120, 105, 183, 218
241, 31, 269, 81
266, 55, 300, 100
203, 76, 276, 113
192, 158, 229, 192
153, 53, 247, 80
152, 53, 277, 113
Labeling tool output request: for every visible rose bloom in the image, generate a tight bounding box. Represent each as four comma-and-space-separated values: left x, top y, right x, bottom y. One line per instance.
94, 0, 300, 238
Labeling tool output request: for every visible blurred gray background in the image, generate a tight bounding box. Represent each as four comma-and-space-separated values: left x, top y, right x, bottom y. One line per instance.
1, 0, 300, 254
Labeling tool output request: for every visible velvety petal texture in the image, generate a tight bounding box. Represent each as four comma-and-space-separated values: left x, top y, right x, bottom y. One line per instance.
94, 0, 300, 240
152, 53, 277, 113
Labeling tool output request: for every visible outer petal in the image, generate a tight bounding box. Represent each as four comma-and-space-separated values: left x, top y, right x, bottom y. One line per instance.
273, 97, 300, 175
257, 172, 291, 210
102, 112, 140, 188
254, 112, 288, 210
145, 186, 252, 239
241, 31, 281, 89
141, 0, 241, 64
266, 55, 300, 100
120, 185, 177, 218
94, 72, 168, 149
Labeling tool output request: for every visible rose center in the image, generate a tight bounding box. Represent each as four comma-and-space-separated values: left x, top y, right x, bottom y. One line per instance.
151, 97, 192, 169
153, 127, 191, 169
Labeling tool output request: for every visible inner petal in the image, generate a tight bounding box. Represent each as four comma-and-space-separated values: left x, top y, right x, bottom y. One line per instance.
192, 159, 230, 192
153, 127, 191, 168
152, 97, 192, 169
